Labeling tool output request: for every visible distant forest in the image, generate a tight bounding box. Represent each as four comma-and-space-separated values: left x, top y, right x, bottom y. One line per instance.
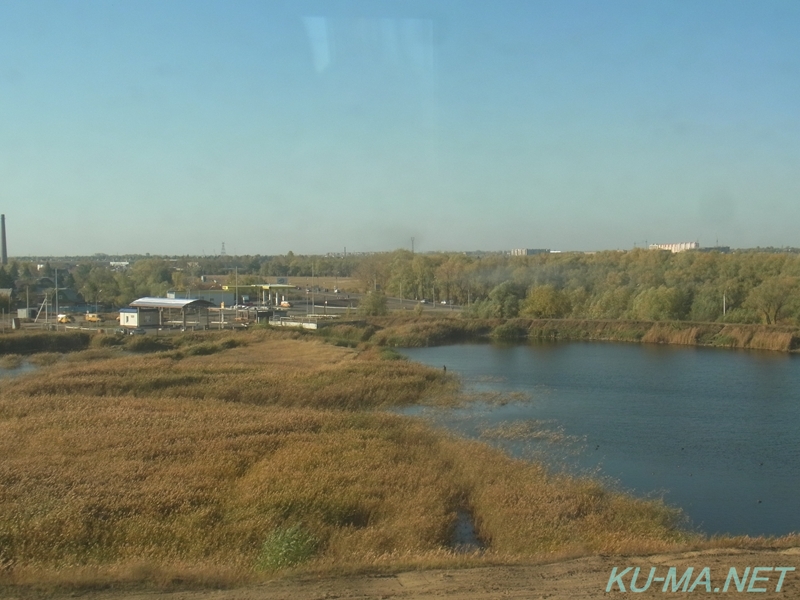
3, 248, 800, 325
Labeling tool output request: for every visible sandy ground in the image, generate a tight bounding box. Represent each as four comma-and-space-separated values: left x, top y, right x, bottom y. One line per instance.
11, 548, 800, 600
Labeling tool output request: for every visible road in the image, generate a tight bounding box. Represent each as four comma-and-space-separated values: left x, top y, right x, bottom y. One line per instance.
24, 548, 800, 600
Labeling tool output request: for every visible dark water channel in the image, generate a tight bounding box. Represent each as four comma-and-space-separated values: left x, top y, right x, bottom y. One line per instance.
398, 342, 800, 537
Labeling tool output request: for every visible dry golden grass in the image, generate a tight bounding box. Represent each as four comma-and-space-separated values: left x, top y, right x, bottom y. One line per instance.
479, 420, 578, 445
642, 325, 700, 345
0, 330, 727, 589
0, 354, 23, 369
445, 438, 692, 557
715, 326, 796, 351
367, 317, 491, 347
2, 330, 454, 411
0, 397, 457, 578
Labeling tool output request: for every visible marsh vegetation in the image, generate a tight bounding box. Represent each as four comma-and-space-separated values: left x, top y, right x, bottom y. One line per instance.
0, 328, 710, 590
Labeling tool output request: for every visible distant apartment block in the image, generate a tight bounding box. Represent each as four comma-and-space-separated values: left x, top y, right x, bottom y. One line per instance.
648, 242, 699, 253
510, 248, 550, 256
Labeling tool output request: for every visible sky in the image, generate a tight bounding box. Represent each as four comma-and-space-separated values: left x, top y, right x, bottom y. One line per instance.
1, 0, 799, 256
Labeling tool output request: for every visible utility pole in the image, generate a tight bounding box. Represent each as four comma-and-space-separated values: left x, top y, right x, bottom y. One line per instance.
411, 237, 415, 254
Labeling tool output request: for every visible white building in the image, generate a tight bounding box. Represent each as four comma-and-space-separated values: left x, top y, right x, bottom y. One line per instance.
648, 242, 699, 253
510, 248, 550, 256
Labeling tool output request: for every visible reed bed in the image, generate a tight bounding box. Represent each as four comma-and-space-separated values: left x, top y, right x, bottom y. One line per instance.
3, 345, 453, 410
0, 397, 458, 578
366, 317, 492, 348
0, 354, 23, 369
443, 438, 691, 556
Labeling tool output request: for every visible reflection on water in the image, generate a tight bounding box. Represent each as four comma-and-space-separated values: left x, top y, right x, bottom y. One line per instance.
0, 360, 37, 380
452, 509, 484, 553
399, 342, 800, 537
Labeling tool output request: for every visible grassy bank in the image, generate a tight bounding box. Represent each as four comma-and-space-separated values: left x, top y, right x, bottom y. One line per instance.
0, 331, 91, 355
324, 315, 800, 352
0, 329, 699, 589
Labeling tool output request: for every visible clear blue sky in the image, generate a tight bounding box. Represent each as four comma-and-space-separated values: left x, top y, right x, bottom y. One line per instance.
2, 0, 799, 256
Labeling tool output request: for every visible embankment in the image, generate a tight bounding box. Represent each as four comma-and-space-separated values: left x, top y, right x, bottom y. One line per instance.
322, 317, 800, 352
0, 330, 91, 355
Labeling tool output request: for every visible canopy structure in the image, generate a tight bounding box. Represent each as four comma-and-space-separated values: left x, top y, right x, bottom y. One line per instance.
221, 284, 296, 306
126, 297, 215, 329
130, 297, 215, 310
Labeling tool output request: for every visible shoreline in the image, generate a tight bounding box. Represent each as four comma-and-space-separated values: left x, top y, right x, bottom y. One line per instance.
326, 316, 800, 353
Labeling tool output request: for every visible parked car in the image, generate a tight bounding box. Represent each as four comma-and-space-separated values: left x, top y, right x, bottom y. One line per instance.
127, 327, 146, 335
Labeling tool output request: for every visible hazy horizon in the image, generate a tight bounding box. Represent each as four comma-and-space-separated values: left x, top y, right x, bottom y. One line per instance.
2, 1, 799, 256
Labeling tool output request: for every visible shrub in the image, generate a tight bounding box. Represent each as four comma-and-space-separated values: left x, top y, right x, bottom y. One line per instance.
90, 334, 124, 348
358, 292, 389, 316
379, 347, 406, 360
125, 337, 171, 353
256, 525, 319, 571
491, 322, 528, 341
184, 343, 220, 356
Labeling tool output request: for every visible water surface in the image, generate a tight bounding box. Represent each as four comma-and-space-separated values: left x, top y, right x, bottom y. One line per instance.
399, 342, 800, 537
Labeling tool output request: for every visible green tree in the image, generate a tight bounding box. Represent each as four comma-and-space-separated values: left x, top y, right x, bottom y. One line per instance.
355, 254, 390, 293
519, 285, 571, 318
411, 255, 436, 300
79, 266, 121, 307
630, 286, 692, 321
0, 266, 13, 288
358, 291, 388, 316
435, 255, 468, 304
385, 251, 415, 300
688, 285, 724, 322
587, 287, 634, 319
469, 281, 526, 318
744, 276, 798, 324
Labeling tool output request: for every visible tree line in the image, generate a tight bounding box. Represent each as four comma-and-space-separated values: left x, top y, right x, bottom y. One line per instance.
3, 248, 800, 325
353, 248, 800, 325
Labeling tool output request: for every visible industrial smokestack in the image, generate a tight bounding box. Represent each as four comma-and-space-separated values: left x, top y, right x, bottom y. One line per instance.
1, 214, 7, 265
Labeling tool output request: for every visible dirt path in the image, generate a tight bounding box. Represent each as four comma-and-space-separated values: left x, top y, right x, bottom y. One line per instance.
16, 548, 800, 600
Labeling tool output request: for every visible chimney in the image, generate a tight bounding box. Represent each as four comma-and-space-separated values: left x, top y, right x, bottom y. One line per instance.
1, 214, 6, 265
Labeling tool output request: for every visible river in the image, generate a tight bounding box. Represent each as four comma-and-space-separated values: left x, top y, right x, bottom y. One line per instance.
398, 341, 800, 537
